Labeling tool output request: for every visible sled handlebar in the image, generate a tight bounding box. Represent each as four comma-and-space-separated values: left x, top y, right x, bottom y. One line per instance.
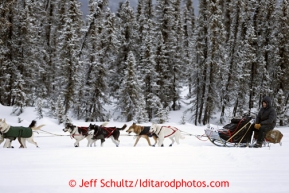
249, 119, 255, 124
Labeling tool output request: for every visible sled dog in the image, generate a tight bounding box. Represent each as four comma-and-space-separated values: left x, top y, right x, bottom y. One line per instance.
87, 123, 127, 147
149, 124, 185, 147
126, 123, 158, 146
0, 119, 45, 148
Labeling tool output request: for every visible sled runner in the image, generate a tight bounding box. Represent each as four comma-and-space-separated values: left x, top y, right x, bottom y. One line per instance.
205, 114, 255, 147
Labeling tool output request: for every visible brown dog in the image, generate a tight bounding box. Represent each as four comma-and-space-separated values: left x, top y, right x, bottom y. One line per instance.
126, 123, 158, 147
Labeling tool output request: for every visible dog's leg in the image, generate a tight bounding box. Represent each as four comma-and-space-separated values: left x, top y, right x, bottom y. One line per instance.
24, 133, 38, 148
143, 136, 152, 146
157, 133, 165, 147
158, 138, 164, 147
89, 139, 97, 147
23, 138, 28, 148
110, 131, 120, 147
169, 137, 175, 147
93, 140, 96, 147
87, 135, 97, 147
3, 139, 11, 148
152, 135, 158, 147
0, 135, 4, 145
18, 137, 24, 148
74, 140, 80, 147
133, 136, 141, 147
100, 139, 105, 147
87, 140, 90, 147
175, 132, 180, 144
110, 136, 119, 147
19, 138, 25, 148
87, 136, 92, 147
25, 137, 38, 148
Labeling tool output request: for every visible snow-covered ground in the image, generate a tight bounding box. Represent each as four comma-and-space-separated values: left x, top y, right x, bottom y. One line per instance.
0, 103, 288, 193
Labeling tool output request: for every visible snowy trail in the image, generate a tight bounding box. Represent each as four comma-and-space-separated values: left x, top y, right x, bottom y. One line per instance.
1, 105, 288, 193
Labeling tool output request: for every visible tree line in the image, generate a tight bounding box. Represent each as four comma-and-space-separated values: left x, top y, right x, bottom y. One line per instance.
0, 0, 288, 125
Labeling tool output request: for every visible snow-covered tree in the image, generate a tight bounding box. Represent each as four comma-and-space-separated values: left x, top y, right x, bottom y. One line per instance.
111, 0, 139, 97
56, 95, 65, 124
115, 51, 148, 122
76, 0, 117, 121
55, 0, 83, 114
204, 0, 227, 124
35, 99, 44, 119
0, 0, 15, 105
182, 0, 195, 95
155, 0, 183, 110
186, 0, 209, 125
271, 0, 289, 125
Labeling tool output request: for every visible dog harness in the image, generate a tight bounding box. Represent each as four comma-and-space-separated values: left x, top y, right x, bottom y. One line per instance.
71, 126, 88, 138
139, 126, 151, 135
157, 126, 178, 138
101, 127, 116, 138
139, 126, 156, 138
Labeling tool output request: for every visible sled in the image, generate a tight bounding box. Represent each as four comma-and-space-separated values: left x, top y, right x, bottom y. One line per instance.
205, 115, 255, 147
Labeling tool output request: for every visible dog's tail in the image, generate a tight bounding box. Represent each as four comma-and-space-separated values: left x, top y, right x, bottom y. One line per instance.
32, 124, 45, 130
175, 131, 185, 144
101, 122, 109, 127
117, 124, 127, 130
29, 120, 37, 128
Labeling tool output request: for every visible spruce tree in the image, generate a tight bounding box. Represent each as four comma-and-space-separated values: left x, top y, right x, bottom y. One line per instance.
115, 51, 148, 122
272, 0, 289, 125
55, 0, 83, 114
204, 0, 227, 124
112, 0, 139, 98
182, 0, 195, 95
76, 0, 115, 121
186, 0, 209, 125
0, 0, 15, 105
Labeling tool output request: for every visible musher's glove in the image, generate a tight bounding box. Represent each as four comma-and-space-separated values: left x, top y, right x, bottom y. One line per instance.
254, 124, 261, 130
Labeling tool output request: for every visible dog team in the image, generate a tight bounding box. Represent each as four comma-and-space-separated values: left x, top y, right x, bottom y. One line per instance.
0, 118, 185, 148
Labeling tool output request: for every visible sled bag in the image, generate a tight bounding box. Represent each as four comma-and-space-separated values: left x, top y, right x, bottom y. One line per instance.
265, 130, 283, 144
230, 118, 242, 123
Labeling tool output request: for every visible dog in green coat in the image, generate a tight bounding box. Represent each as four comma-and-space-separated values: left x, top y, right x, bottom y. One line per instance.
0, 119, 45, 148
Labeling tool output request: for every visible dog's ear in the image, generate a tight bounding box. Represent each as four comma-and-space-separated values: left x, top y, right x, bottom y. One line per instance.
133, 122, 136, 125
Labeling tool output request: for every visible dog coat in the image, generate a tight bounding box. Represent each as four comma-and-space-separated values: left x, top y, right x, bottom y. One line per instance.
140, 127, 158, 138
3, 126, 33, 138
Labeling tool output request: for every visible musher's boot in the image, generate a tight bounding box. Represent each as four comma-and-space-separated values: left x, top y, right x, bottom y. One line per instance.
253, 142, 262, 148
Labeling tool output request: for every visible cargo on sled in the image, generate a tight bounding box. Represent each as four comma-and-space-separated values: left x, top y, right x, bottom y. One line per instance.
205, 114, 255, 147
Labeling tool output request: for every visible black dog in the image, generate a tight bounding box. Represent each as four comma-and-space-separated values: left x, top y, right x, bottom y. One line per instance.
87, 124, 127, 147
